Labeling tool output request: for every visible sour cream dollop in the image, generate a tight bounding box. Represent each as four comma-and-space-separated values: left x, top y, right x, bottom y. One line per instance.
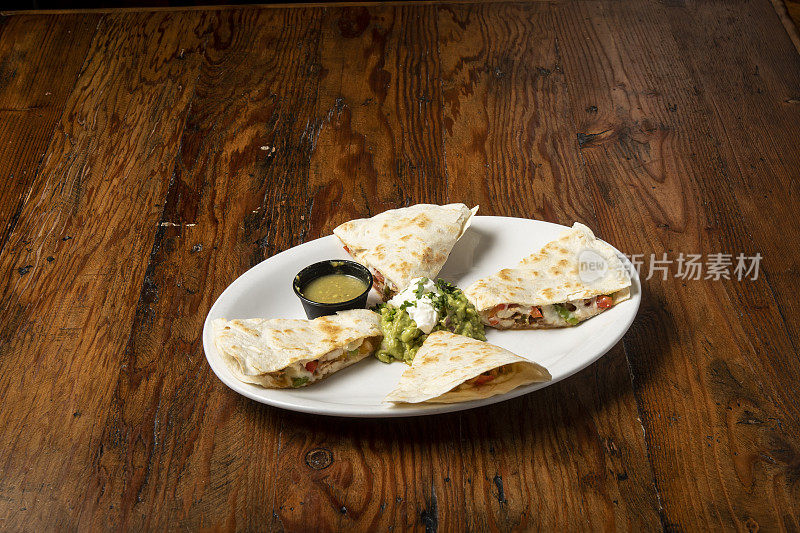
388, 277, 441, 334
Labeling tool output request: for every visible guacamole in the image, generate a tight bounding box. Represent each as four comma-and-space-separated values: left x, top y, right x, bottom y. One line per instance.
375, 278, 486, 364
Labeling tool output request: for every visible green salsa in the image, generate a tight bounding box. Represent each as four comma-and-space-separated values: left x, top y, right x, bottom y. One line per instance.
375, 279, 485, 364
302, 274, 367, 303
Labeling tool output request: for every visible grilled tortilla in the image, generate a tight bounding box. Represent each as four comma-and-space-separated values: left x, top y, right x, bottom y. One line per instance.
464, 222, 631, 329
385, 331, 551, 404
212, 309, 382, 388
333, 204, 477, 299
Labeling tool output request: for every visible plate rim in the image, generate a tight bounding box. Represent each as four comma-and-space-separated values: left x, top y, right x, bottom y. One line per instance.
202, 216, 641, 418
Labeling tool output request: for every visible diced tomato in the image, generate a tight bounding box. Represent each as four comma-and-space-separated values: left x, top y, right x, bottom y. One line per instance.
597, 295, 613, 309
488, 316, 500, 326
529, 307, 543, 319
305, 360, 319, 373
473, 374, 495, 386
343, 245, 351, 255
494, 304, 508, 312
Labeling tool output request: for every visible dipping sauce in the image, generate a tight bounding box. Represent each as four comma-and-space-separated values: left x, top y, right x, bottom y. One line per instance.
302, 274, 368, 304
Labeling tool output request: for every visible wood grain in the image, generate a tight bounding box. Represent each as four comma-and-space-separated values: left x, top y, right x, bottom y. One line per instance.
437, 3, 661, 530
0, 1, 798, 530
773, 0, 800, 53
666, 0, 800, 369
0, 14, 99, 252
439, 3, 589, 222
274, 6, 465, 530
84, 8, 324, 531
555, 0, 800, 528
664, 2, 800, 526
0, 11, 211, 529
305, 4, 449, 229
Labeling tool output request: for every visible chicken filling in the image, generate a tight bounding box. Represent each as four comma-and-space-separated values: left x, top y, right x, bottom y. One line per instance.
269, 338, 375, 388
483, 293, 620, 329
449, 364, 514, 392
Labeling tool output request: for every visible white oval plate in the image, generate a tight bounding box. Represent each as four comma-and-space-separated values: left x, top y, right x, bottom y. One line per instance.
203, 216, 640, 417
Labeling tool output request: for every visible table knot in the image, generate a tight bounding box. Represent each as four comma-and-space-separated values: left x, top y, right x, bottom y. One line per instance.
305, 448, 333, 470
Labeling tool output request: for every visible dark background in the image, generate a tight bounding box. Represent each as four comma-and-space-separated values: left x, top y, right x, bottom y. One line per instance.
4, 0, 800, 38
3, 0, 329, 10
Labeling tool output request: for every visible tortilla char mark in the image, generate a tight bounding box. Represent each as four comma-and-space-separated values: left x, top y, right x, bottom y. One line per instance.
410, 213, 432, 228
419, 249, 446, 267
497, 270, 514, 281
317, 321, 345, 339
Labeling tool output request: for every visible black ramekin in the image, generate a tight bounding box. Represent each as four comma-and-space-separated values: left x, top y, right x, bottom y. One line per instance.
293, 259, 374, 319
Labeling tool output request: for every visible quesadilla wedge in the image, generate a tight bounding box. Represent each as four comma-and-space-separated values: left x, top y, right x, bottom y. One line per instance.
333, 203, 477, 299
212, 309, 382, 388
385, 331, 550, 403
464, 222, 632, 329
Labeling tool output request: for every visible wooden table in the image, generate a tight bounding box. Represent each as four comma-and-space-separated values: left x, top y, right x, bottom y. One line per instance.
1, 1, 799, 530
